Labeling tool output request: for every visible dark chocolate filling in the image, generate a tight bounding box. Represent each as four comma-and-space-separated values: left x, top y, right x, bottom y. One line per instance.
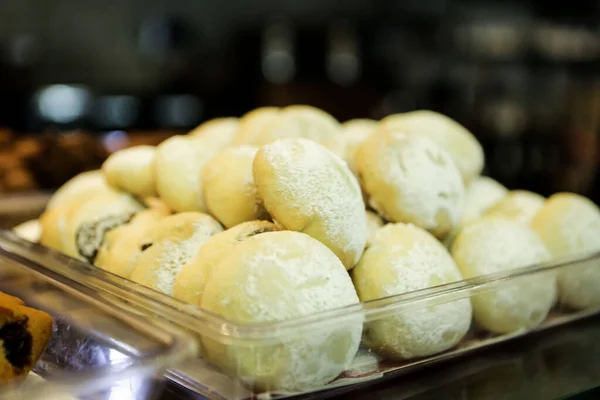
0, 318, 32, 370
76, 212, 135, 263
140, 242, 153, 251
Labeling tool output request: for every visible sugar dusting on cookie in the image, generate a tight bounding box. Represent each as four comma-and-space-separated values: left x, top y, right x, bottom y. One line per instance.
254, 138, 367, 269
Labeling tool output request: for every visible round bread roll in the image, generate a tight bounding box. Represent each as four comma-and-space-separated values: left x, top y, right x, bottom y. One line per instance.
531, 193, 600, 310
451, 217, 556, 334
63, 192, 145, 262
95, 207, 171, 278
188, 117, 239, 150
339, 119, 378, 204
379, 110, 484, 183
46, 170, 111, 210
202, 146, 270, 228
130, 212, 223, 295
351, 223, 472, 359
201, 231, 362, 392
13, 219, 42, 243
445, 176, 508, 247
40, 188, 119, 252
40, 214, 67, 251
40, 205, 74, 252
234, 105, 343, 156
253, 138, 367, 269
95, 222, 149, 277
101, 145, 157, 198
173, 220, 278, 306
461, 177, 508, 224
365, 210, 385, 246
340, 119, 377, 176
485, 190, 545, 225
154, 135, 221, 213
233, 107, 280, 146
356, 130, 465, 239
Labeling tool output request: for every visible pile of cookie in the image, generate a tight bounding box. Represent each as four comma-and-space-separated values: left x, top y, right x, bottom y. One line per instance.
14, 105, 600, 392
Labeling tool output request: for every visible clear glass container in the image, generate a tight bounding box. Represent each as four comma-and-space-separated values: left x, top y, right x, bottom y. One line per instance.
0, 232, 197, 400
0, 231, 598, 400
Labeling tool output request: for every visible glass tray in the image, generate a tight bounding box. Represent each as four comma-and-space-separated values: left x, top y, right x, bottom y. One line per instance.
0, 230, 598, 400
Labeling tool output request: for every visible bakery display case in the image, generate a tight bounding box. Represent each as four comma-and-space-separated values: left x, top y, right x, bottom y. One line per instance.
2, 1, 600, 399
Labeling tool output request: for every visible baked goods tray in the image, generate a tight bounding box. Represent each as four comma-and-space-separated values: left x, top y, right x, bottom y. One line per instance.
0, 231, 598, 400
0, 232, 197, 400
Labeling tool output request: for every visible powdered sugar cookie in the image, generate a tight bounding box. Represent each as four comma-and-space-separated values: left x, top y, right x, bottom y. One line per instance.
352, 223, 472, 359
356, 130, 465, 239
102, 145, 157, 198
445, 176, 508, 247
64, 192, 145, 262
41, 188, 123, 254
201, 231, 362, 392
232, 107, 280, 146
39, 208, 66, 251
202, 146, 269, 228
235, 105, 344, 156
173, 220, 278, 306
340, 119, 377, 176
154, 135, 221, 213
188, 117, 239, 150
379, 110, 484, 184
451, 217, 556, 334
485, 190, 545, 225
46, 170, 111, 210
130, 212, 223, 295
95, 206, 171, 278
531, 193, 600, 309
338, 119, 378, 204
461, 177, 508, 224
253, 138, 367, 269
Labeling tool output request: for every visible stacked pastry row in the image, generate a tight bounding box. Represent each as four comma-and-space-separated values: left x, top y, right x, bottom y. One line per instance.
16, 105, 600, 392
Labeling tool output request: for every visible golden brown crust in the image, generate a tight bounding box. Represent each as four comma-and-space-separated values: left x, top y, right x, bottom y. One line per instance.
0, 292, 53, 384
0, 293, 24, 307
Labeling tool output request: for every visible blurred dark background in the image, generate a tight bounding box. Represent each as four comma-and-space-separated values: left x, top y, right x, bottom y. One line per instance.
1, 0, 600, 200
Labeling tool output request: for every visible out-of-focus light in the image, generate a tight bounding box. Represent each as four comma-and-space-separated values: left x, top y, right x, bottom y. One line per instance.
108, 349, 130, 364
327, 52, 360, 86
93, 95, 140, 128
104, 351, 151, 400
482, 100, 527, 138
36, 84, 91, 123
261, 21, 296, 84
102, 130, 130, 153
326, 22, 361, 87
262, 50, 295, 84
155, 95, 202, 128
454, 23, 526, 58
532, 23, 600, 61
